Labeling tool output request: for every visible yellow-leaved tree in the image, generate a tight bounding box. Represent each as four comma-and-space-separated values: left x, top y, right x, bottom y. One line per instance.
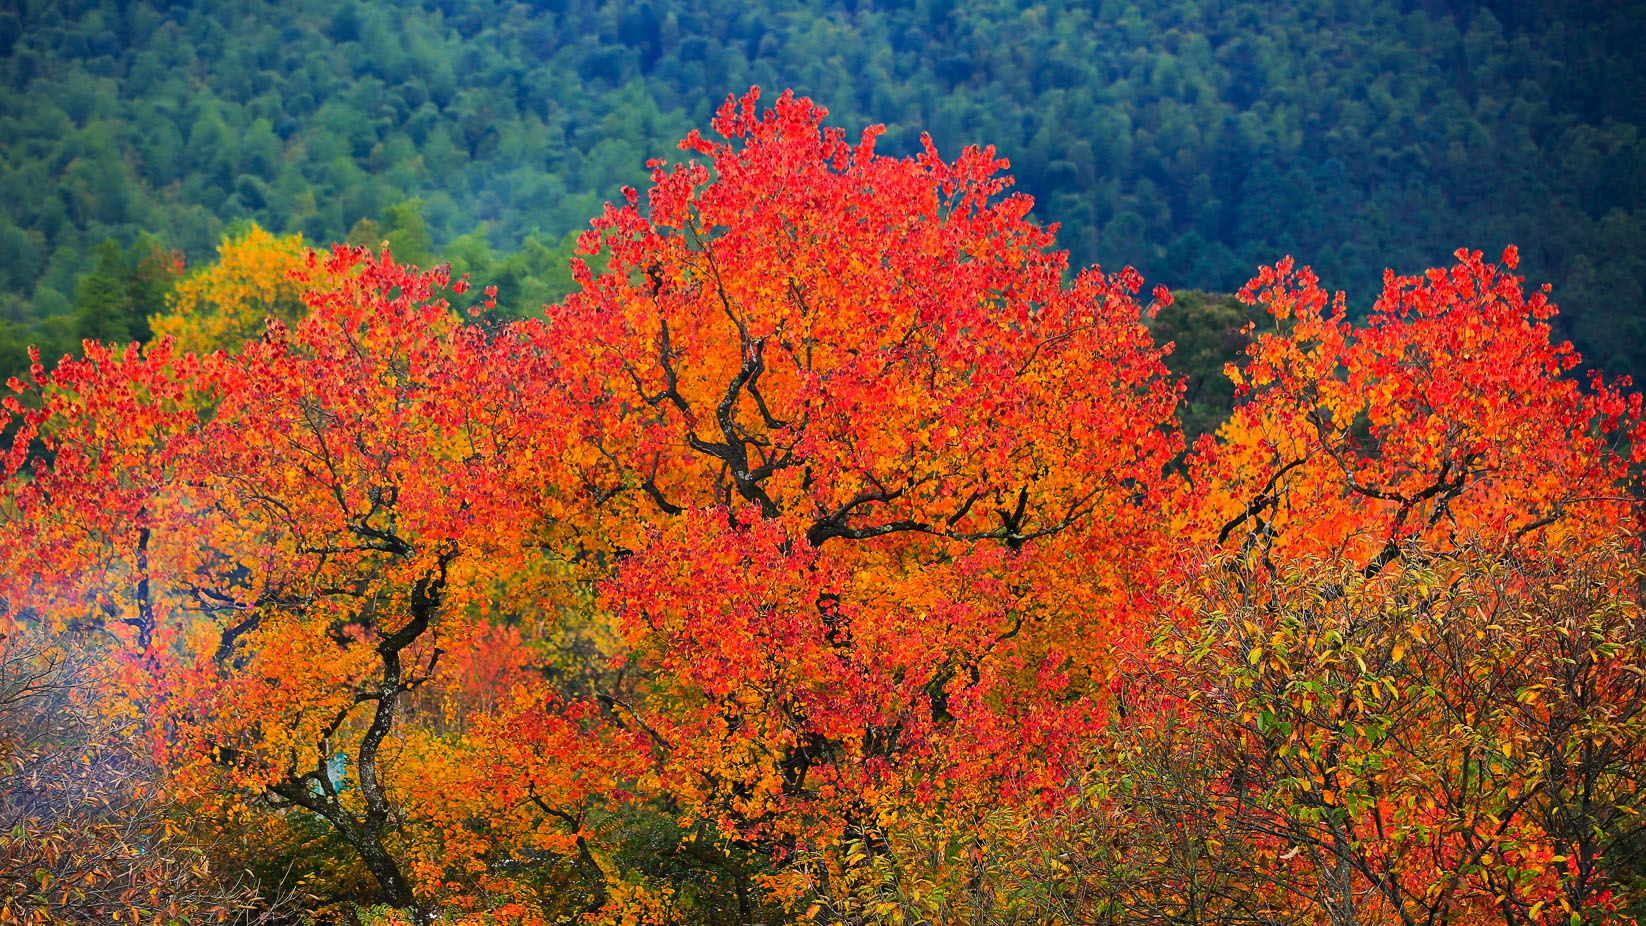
151, 224, 316, 353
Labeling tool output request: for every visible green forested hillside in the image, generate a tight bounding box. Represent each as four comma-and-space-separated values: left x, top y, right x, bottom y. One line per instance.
2, 0, 1643, 375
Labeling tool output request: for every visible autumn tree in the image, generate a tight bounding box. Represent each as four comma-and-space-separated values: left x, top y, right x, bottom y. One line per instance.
516, 88, 1187, 907
1107, 247, 1646, 926
1191, 248, 1644, 573
149, 224, 320, 354
0, 246, 627, 921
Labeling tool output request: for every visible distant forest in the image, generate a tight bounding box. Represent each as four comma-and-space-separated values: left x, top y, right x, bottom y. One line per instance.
2, 0, 1642, 378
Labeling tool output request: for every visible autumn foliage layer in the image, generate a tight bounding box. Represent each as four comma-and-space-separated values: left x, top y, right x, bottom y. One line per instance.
3, 90, 1646, 926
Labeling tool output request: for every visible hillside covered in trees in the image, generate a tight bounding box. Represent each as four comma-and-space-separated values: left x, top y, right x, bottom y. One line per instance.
2, 0, 1644, 376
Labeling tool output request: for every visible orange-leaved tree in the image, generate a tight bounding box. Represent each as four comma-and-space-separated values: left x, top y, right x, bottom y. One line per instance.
0, 248, 623, 921
1116, 247, 1646, 925
522, 87, 1185, 897
1189, 247, 1644, 573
